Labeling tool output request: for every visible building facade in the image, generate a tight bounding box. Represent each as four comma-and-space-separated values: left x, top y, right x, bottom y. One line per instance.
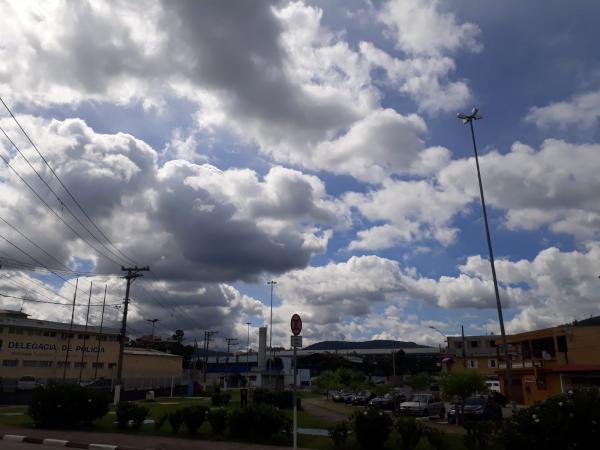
494, 316, 600, 406
445, 335, 499, 377
0, 309, 182, 386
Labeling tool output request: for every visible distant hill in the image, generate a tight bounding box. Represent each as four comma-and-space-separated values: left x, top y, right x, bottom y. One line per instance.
304, 340, 428, 351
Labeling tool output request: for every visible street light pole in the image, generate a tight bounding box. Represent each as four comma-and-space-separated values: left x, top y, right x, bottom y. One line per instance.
267, 280, 277, 369
428, 325, 447, 348
457, 108, 513, 405
246, 322, 251, 365
147, 319, 159, 341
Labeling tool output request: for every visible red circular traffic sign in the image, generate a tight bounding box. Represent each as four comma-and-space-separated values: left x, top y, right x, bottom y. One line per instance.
291, 314, 302, 336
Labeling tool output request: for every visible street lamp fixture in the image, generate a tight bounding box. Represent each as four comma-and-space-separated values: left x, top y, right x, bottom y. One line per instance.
456, 107, 514, 405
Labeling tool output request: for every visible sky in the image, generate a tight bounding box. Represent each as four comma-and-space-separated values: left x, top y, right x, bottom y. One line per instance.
0, 0, 599, 350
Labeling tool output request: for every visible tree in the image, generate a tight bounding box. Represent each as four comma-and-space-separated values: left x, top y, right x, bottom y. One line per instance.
406, 373, 430, 391
314, 370, 341, 393
172, 329, 185, 345
440, 371, 486, 402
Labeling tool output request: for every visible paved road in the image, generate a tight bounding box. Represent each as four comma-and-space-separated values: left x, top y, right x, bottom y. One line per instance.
0, 442, 55, 450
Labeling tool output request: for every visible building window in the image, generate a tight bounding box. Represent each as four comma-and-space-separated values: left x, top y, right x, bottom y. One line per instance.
454, 341, 463, 349
23, 360, 39, 368
108, 363, 117, 369
488, 359, 497, 368
92, 362, 104, 369
97, 335, 108, 341
74, 362, 87, 368
557, 335, 568, 353
39, 361, 52, 368
467, 359, 478, 369
27, 329, 42, 336
61, 333, 75, 339
56, 362, 71, 368
2, 359, 18, 367
489, 340, 496, 347
469, 341, 479, 348
78, 334, 90, 340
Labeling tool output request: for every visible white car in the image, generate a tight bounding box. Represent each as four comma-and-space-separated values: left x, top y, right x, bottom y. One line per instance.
16, 376, 38, 390
485, 380, 501, 393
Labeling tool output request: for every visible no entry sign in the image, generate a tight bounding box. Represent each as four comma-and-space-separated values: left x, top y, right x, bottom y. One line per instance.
291, 313, 302, 336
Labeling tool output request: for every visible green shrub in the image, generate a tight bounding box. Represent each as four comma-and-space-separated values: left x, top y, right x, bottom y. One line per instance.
181, 405, 208, 434
154, 413, 168, 431
395, 417, 422, 450
116, 402, 149, 430
497, 389, 600, 450
425, 427, 451, 450
464, 420, 497, 450
328, 420, 349, 449
28, 383, 109, 428
229, 403, 288, 441
211, 391, 231, 407
252, 388, 295, 409
169, 409, 184, 433
208, 408, 229, 434
354, 408, 392, 450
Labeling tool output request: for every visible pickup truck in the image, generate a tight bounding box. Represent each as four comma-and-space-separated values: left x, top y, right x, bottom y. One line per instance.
398, 393, 445, 418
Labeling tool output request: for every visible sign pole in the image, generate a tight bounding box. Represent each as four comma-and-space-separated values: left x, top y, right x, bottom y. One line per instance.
293, 343, 297, 450
290, 313, 302, 450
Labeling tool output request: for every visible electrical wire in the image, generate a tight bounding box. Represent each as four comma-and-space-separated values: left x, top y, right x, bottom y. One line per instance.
0, 96, 139, 267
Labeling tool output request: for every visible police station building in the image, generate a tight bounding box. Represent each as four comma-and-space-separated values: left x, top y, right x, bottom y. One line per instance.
0, 309, 182, 386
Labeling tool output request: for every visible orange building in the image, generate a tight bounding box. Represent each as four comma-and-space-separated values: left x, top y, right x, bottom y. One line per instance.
495, 316, 600, 405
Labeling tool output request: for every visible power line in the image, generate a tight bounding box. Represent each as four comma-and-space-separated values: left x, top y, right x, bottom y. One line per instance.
0, 124, 126, 267
0, 291, 118, 307
0, 96, 139, 267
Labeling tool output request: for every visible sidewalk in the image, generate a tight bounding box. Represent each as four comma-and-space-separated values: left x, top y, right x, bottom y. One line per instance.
0, 426, 308, 450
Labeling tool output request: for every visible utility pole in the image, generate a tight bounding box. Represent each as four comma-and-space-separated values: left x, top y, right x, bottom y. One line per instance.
62, 278, 79, 381
203, 330, 218, 383
94, 285, 107, 380
267, 280, 277, 369
114, 266, 149, 404
225, 338, 238, 365
457, 108, 513, 405
78, 282, 93, 383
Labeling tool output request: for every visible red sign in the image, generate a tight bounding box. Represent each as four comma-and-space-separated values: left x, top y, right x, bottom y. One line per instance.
291, 314, 302, 336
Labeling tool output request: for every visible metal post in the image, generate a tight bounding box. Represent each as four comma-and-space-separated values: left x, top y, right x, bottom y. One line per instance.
267, 280, 276, 369
62, 278, 79, 381
94, 285, 107, 380
78, 281, 93, 383
461, 325, 467, 368
293, 344, 297, 450
246, 322, 251, 366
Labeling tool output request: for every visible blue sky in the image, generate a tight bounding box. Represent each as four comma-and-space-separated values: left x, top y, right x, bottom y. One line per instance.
0, 0, 599, 348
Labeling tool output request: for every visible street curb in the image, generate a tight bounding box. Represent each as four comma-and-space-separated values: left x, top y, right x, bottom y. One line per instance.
0, 434, 152, 450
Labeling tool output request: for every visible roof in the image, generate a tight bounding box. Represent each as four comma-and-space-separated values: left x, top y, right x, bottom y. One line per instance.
0, 310, 120, 335
573, 316, 600, 327
124, 347, 181, 358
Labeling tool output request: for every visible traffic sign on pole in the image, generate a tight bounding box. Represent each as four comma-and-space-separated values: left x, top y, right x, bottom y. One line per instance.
291, 335, 303, 348
291, 313, 302, 336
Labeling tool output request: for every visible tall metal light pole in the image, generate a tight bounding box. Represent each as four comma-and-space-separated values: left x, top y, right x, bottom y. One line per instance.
147, 319, 159, 341
457, 108, 513, 404
428, 325, 447, 349
267, 280, 277, 369
246, 322, 251, 365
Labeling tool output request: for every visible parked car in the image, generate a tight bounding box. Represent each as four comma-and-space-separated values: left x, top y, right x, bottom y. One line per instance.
369, 392, 406, 411
343, 392, 357, 404
398, 393, 445, 418
16, 376, 39, 390
331, 390, 345, 402
447, 395, 503, 424
485, 379, 501, 393
352, 390, 375, 406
